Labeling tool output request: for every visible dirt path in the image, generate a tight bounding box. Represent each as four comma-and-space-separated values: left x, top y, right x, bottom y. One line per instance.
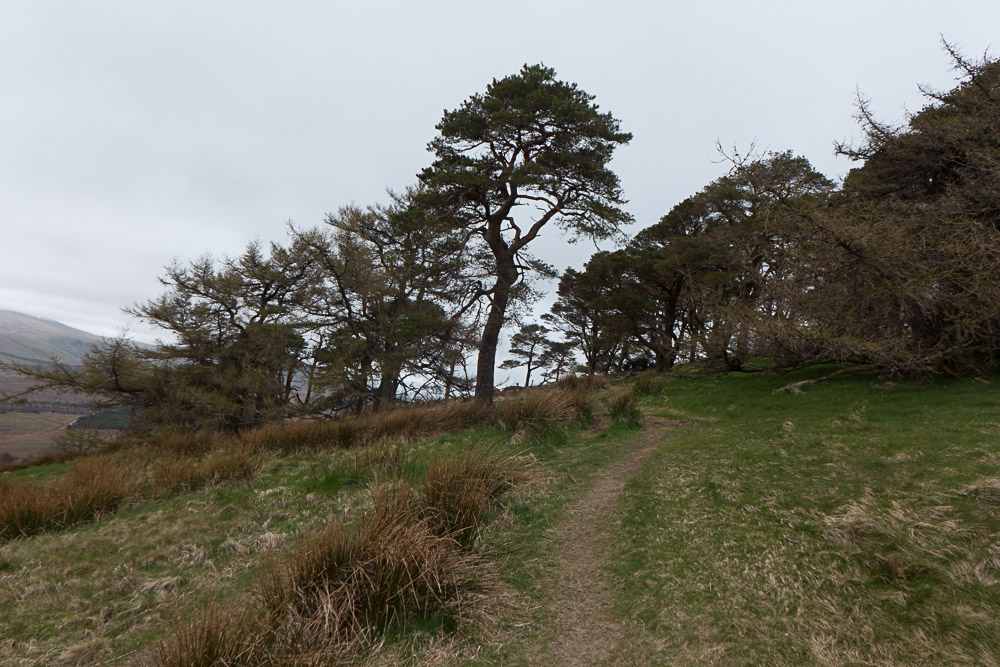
530, 420, 670, 666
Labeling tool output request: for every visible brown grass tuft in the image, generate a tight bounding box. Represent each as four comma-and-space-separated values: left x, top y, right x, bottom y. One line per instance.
492, 390, 576, 435
152, 446, 531, 665
420, 448, 533, 547
0, 453, 143, 539
152, 599, 268, 667
606, 389, 643, 427
252, 484, 490, 660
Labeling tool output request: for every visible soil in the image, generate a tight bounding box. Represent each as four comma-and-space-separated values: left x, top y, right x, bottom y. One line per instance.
528, 419, 671, 665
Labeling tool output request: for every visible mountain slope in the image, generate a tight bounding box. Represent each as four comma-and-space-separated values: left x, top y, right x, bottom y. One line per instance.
0, 310, 103, 366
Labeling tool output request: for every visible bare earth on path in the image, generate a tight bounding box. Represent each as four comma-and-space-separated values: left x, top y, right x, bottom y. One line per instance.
529, 418, 674, 666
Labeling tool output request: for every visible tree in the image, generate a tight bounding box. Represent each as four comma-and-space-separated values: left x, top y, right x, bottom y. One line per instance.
500, 323, 551, 387
543, 260, 629, 375
419, 64, 632, 405
293, 190, 479, 411
536, 338, 576, 384
643, 151, 834, 371
5, 240, 319, 433
802, 46, 1000, 373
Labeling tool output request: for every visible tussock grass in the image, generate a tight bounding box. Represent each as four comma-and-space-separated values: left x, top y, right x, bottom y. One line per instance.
151, 445, 529, 665
257, 487, 488, 655
633, 370, 665, 396
491, 391, 578, 436
606, 389, 643, 427
0, 454, 143, 539
238, 401, 489, 455
554, 373, 608, 393
152, 443, 262, 495
0, 445, 262, 540
0, 389, 580, 542
152, 600, 267, 667
561, 388, 595, 426
421, 447, 534, 547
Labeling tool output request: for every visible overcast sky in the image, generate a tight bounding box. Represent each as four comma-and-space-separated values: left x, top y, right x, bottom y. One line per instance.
1, 1, 997, 343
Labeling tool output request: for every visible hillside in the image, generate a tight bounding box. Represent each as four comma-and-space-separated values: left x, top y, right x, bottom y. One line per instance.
1, 371, 999, 664
0, 310, 103, 366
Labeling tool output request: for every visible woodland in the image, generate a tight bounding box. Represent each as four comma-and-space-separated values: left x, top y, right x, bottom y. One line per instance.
5, 47, 1000, 436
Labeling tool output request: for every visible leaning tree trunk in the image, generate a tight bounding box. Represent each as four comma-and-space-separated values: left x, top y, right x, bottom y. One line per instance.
474, 257, 518, 406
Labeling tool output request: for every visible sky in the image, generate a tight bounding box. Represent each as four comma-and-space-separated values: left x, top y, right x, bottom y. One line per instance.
1, 1, 997, 344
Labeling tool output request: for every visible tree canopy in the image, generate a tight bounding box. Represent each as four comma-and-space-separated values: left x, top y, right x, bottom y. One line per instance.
418, 63, 632, 404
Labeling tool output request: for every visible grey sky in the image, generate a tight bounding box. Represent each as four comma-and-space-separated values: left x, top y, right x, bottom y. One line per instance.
1, 1, 996, 343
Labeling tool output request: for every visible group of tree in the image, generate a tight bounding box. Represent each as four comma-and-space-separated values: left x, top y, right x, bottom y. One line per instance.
5, 47, 999, 436
3, 64, 632, 433
546, 45, 1000, 378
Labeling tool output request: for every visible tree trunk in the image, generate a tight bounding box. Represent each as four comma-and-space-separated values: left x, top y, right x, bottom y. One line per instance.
373, 364, 401, 411
474, 260, 517, 406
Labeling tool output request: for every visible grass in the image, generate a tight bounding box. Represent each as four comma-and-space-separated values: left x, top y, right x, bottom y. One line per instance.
606, 387, 643, 427
603, 367, 1000, 664
0, 386, 589, 665
151, 447, 532, 665
0, 389, 588, 541
4, 370, 1000, 664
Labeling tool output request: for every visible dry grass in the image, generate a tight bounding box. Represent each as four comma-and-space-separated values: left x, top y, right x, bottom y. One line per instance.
150, 446, 531, 666
152, 601, 268, 667
491, 391, 578, 436
0, 445, 263, 540
606, 389, 643, 427
633, 371, 666, 396
1, 389, 581, 542
0, 454, 143, 539
824, 488, 1000, 589
553, 373, 608, 393
421, 448, 534, 547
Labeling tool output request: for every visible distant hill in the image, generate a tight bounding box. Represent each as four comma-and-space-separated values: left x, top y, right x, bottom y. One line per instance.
0, 310, 103, 366
0, 311, 104, 414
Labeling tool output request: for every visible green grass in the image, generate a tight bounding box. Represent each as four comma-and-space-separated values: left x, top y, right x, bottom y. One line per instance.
607, 368, 1000, 664
2, 372, 999, 664
0, 388, 589, 665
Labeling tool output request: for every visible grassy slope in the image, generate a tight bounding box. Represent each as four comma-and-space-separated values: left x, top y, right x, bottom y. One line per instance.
2, 371, 999, 665
608, 368, 1000, 665
0, 407, 604, 665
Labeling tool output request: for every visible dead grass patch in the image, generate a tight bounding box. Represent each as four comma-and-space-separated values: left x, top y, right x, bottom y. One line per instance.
150, 446, 531, 665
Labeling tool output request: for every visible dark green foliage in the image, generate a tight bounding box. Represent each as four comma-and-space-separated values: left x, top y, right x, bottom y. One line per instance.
419, 64, 632, 404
